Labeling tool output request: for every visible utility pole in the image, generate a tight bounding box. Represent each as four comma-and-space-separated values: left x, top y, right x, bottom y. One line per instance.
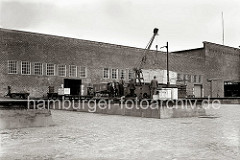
160, 42, 170, 87
209, 80, 213, 98
166, 42, 170, 87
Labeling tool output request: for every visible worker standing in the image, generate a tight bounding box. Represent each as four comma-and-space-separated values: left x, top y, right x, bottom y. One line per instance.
109, 82, 114, 97
128, 79, 136, 97
114, 80, 119, 96
111, 80, 118, 97
7, 86, 11, 96
119, 77, 125, 96
150, 76, 158, 98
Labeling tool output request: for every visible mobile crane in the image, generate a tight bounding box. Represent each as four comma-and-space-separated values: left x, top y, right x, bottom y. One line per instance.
128, 28, 159, 99
134, 28, 159, 86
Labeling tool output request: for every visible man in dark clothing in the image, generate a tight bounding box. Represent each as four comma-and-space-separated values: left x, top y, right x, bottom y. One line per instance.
111, 80, 119, 97
150, 76, 158, 98
119, 77, 125, 96
128, 79, 136, 97
114, 81, 119, 96
108, 82, 114, 97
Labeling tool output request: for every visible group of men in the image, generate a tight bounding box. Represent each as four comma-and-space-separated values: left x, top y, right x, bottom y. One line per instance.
108, 77, 125, 97
109, 76, 159, 98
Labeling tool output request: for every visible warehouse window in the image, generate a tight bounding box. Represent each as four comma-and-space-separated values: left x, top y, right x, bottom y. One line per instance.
177, 73, 183, 81
69, 65, 77, 77
58, 65, 66, 77
183, 74, 187, 81
120, 69, 125, 79
21, 61, 31, 75
177, 73, 181, 80
128, 70, 135, 80
183, 74, 191, 82
187, 75, 192, 82
46, 63, 55, 76
198, 75, 202, 83
193, 75, 197, 83
33, 62, 43, 75
111, 69, 118, 79
8, 60, 18, 74
79, 66, 87, 78
103, 68, 109, 79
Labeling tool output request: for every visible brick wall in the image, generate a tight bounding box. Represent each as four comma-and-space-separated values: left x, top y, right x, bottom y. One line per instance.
0, 28, 239, 98
203, 42, 240, 97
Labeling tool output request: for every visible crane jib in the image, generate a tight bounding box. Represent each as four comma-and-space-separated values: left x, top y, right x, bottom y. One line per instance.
135, 28, 159, 85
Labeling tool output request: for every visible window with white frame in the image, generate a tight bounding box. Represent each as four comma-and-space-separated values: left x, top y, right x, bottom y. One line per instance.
193, 75, 197, 83
183, 74, 188, 82
33, 62, 43, 75
128, 69, 134, 80
46, 63, 55, 76
58, 65, 66, 77
120, 69, 125, 79
8, 60, 18, 74
21, 61, 31, 75
111, 69, 118, 79
103, 68, 109, 78
69, 65, 77, 77
79, 66, 87, 78
198, 75, 202, 83
187, 75, 192, 82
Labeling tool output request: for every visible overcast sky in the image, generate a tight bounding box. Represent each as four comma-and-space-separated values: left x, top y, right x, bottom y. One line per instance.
0, 0, 239, 51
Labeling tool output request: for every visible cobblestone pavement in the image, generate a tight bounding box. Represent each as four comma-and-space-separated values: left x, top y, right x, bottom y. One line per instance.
1, 104, 240, 160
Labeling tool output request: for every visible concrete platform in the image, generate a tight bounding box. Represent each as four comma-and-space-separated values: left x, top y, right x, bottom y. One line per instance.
0, 98, 54, 129
50, 99, 207, 119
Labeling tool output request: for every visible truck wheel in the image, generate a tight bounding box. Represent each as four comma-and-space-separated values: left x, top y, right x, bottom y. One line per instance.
10, 94, 16, 99
143, 93, 148, 98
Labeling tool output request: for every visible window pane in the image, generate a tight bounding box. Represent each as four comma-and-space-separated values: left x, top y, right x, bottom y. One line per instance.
199, 75, 202, 83
33, 62, 43, 75
103, 68, 109, 78
46, 64, 55, 76
120, 69, 125, 79
8, 60, 18, 74
187, 75, 191, 82
193, 75, 197, 83
128, 70, 134, 80
183, 74, 191, 82
177, 73, 183, 81
21, 61, 31, 75
58, 65, 66, 77
111, 69, 118, 79
79, 66, 87, 78
69, 65, 77, 77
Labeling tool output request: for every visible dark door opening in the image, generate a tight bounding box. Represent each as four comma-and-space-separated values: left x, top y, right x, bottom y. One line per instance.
64, 79, 82, 95
224, 81, 240, 97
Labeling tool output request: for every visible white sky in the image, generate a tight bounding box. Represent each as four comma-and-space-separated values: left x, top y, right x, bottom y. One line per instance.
0, 0, 240, 51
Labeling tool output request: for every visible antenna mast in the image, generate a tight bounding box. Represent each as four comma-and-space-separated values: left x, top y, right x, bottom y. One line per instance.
222, 12, 225, 45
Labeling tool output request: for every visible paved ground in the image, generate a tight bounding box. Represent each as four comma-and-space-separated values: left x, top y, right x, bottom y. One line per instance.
0, 104, 240, 160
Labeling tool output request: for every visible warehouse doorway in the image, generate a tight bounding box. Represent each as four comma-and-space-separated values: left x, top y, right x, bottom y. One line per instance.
194, 84, 202, 98
224, 81, 240, 97
64, 79, 82, 95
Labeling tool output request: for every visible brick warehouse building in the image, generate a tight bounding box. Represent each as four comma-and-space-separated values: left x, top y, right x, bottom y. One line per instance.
0, 28, 239, 98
